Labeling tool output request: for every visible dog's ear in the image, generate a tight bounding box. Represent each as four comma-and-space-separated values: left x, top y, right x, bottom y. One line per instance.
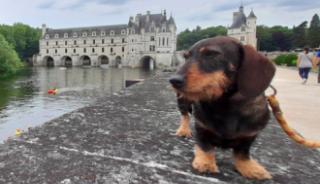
235, 45, 275, 99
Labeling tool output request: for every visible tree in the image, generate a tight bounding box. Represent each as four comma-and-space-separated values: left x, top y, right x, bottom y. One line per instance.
308, 14, 320, 48
0, 23, 41, 61
292, 21, 308, 48
0, 34, 23, 78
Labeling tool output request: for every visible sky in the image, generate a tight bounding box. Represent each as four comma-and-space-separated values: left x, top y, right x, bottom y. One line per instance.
0, 0, 319, 32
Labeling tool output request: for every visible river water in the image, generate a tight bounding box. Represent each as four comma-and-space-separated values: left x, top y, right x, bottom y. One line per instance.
0, 67, 154, 142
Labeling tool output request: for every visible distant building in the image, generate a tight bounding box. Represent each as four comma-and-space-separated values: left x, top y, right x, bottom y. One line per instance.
35, 10, 177, 69
227, 5, 257, 48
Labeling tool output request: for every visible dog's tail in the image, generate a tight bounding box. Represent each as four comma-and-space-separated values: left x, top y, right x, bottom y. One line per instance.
267, 89, 320, 149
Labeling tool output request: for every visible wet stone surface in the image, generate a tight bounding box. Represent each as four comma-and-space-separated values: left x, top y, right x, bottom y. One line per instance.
0, 72, 320, 184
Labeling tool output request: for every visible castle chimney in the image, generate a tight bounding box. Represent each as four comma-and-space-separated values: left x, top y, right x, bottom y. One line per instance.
42, 24, 47, 36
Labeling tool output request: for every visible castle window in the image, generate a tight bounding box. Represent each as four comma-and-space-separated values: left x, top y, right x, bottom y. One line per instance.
150, 36, 155, 41
122, 38, 125, 43
65, 41, 67, 46
102, 48, 105, 52
167, 38, 169, 46
55, 49, 57, 54
65, 49, 67, 53
150, 45, 155, 52
110, 48, 113, 53
122, 47, 125, 52
162, 38, 165, 46
55, 34, 59, 38
64, 33, 68, 38
46, 49, 49, 54
111, 39, 114, 44
162, 28, 166, 32
84, 48, 87, 53
46, 41, 49, 46
241, 27, 245, 32
121, 29, 126, 35
92, 31, 96, 37
159, 38, 161, 46
240, 36, 245, 41
150, 27, 155, 32
93, 39, 96, 44
101, 31, 105, 36
45, 34, 50, 39
110, 30, 115, 36
82, 32, 87, 37
132, 39, 134, 43
73, 32, 77, 37
74, 40, 77, 45
56, 41, 58, 45
92, 48, 95, 53
131, 29, 135, 34
84, 40, 86, 44
102, 39, 105, 44
73, 49, 76, 53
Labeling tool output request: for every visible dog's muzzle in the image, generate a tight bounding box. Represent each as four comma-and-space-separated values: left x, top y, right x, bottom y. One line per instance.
169, 75, 185, 89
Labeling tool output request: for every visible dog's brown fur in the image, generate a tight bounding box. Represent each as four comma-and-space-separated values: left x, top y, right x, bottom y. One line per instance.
169, 36, 275, 180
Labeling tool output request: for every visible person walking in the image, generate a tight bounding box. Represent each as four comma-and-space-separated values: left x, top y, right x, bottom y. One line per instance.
314, 49, 320, 83
297, 47, 313, 84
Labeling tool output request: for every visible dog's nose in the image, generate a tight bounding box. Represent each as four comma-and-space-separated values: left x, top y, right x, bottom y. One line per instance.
169, 75, 185, 89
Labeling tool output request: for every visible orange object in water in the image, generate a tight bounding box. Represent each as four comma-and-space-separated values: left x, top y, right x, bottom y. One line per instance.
47, 89, 58, 95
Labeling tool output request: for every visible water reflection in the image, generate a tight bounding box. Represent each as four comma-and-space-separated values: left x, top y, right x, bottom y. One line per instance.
0, 67, 154, 142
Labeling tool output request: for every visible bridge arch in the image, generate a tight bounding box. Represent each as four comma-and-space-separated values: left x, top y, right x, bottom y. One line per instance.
98, 55, 109, 65
140, 55, 156, 70
61, 56, 72, 67
80, 55, 91, 66
43, 56, 54, 67
115, 56, 122, 68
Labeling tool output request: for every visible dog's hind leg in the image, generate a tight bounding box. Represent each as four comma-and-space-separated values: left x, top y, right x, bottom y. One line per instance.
176, 97, 192, 137
233, 137, 272, 180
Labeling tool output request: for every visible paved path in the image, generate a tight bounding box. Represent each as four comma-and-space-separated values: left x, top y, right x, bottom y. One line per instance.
0, 71, 320, 183
269, 67, 320, 141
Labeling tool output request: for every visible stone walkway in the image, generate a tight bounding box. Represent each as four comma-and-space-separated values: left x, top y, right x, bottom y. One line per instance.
0, 70, 320, 183
268, 67, 320, 141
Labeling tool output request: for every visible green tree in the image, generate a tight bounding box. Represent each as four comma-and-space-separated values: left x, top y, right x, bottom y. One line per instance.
292, 21, 308, 48
177, 26, 227, 50
0, 23, 41, 61
308, 14, 320, 48
0, 34, 23, 78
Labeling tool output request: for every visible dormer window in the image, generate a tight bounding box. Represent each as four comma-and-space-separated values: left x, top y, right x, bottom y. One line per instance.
92, 31, 96, 37
73, 32, 78, 37
110, 30, 115, 36
121, 29, 126, 35
162, 28, 166, 32
54, 34, 59, 38
64, 33, 68, 38
82, 32, 87, 37
101, 31, 105, 36
45, 34, 50, 39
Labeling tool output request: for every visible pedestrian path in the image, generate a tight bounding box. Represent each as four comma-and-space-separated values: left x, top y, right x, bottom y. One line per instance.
268, 67, 320, 141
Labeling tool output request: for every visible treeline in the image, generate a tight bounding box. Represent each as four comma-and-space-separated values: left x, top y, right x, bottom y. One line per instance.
177, 14, 320, 52
0, 23, 41, 78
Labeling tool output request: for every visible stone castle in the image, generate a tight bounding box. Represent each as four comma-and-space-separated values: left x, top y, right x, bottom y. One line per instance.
35, 10, 177, 69
227, 5, 257, 48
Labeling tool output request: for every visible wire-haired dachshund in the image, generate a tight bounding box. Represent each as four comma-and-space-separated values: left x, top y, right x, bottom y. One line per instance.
169, 36, 276, 180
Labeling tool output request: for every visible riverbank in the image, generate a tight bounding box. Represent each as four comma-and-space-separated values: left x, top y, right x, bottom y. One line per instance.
0, 70, 320, 183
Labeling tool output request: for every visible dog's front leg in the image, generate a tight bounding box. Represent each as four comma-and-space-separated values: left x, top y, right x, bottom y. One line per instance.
192, 145, 219, 174
233, 138, 272, 180
176, 97, 192, 137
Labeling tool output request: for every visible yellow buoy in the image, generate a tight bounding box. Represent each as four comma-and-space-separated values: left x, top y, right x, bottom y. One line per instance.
15, 129, 22, 136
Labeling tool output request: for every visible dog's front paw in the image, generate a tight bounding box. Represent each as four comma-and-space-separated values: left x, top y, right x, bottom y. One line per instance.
176, 125, 192, 138
235, 159, 272, 180
192, 146, 219, 174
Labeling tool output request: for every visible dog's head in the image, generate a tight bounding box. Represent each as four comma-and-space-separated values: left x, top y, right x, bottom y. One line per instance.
169, 36, 275, 102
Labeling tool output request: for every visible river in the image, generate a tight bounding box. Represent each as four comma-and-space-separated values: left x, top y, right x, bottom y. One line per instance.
0, 67, 154, 142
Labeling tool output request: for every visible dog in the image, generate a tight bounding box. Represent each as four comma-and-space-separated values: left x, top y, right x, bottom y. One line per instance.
169, 36, 275, 180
